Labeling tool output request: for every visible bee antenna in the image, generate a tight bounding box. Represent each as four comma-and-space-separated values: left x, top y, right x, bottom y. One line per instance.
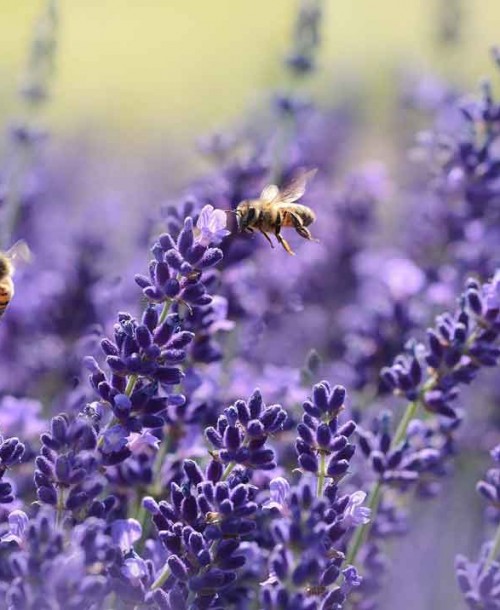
222, 209, 238, 215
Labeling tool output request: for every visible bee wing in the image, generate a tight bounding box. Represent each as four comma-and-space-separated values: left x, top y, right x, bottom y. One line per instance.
260, 184, 280, 204
6, 240, 32, 265
277, 168, 317, 204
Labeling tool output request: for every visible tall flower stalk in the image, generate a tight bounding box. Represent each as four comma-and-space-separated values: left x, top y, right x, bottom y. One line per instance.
1, 0, 59, 248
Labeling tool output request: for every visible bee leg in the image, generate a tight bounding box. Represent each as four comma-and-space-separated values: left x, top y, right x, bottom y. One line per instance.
275, 214, 295, 255
289, 212, 319, 242
259, 229, 274, 249
277, 233, 295, 255
245, 227, 254, 233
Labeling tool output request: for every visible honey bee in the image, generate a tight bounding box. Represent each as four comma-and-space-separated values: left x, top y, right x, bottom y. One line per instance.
0, 240, 31, 319
235, 168, 318, 255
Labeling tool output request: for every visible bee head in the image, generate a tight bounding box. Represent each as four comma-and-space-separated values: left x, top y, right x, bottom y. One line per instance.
235, 201, 258, 232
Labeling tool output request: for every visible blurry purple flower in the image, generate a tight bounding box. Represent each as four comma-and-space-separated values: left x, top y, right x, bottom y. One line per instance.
195, 204, 230, 246
263, 476, 291, 513
456, 545, 500, 609
127, 430, 160, 455
0, 396, 46, 438
484, 270, 500, 310
111, 518, 142, 552
208, 295, 235, 333
447, 166, 466, 190
0, 510, 28, 546
121, 555, 148, 586
341, 565, 362, 593
101, 424, 129, 454
383, 257, 426, 300
491, 445, 500, 463
356, 250, 425, 300
341, 491, 371, 528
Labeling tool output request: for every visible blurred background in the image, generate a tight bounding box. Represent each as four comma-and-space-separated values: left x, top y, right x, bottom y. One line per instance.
1, 1, 500, 153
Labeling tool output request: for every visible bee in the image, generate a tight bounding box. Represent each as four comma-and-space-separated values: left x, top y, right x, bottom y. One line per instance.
0, 240, 31, 319
235, 168, 318, 255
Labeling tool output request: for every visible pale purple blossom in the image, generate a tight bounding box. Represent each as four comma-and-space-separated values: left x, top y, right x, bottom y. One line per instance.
0, 510, 28, 546
195, 204, 230, 246
121, 556, 148, 586
341, 566, 362, 593
111, 518, 142, 552
0, 396, 46, 438
127, 430, 160, 455
491, 445, 500, 463
263, 476, 291, 513
484, 270, 500, 310
101, 424, 129, 454
341, 491, 371, 528
208, 295, 235, 333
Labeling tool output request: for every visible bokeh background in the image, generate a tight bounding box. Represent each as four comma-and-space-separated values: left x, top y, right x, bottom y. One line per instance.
1, 1, 500, 153
1, 2, 500, 609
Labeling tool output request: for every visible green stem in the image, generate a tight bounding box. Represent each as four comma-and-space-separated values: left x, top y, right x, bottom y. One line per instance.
158, 299, 172, 325
55, 486, 65, 527
221, 462, 236, 481
133, 429, 173, 537
345, 480, 382, 565
317, 451, 326, 497
1, 0, 59, 248
125, 373, 139, 395
487, 520, 500, 565
96, 373, 139, 449
151, 564, 170, 590
392, 400, 419, 448
345, 400, 420, 566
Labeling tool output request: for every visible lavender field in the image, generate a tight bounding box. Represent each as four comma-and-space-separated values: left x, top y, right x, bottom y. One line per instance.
0, 1, 499, 609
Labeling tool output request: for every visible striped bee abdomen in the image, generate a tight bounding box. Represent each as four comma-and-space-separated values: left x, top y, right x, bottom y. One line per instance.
281, 204, 316, 227
0, 281, 13, 317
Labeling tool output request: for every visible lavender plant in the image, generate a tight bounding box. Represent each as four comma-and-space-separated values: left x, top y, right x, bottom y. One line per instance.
2, 1, 500, 609
456, 444, 500, 608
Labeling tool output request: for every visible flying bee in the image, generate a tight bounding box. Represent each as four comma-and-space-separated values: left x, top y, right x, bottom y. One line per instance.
235, 168, 318, 255
0, 240, 31, 320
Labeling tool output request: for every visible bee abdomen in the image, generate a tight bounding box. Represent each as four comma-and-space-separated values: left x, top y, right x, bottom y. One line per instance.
282, 204, 316, 227
0, 282, 13, 317
300, 207, 316, 226
0, 299, 10, 317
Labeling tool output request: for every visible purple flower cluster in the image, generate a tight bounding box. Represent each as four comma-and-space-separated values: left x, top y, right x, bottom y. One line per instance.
381, 272, 500, 419
0, 435, 25, 505
205, 389, 286, 471
456, 446, 500, 609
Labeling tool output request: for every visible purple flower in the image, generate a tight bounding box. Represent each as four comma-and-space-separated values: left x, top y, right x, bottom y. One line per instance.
127, 430, 161, 455
341, 565, 362, 593
484, 270, 500, 311
101, 424, 129, 454
341, 491, 371, 528
0, 396, 46, 438
111, 518, 142, 552
205, 388, 287, 471
263, 476, 291, 513
0, 509, 28, 545
456, 545, 500, 609
121, 555, 148, 586
195, 204, 230, 247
